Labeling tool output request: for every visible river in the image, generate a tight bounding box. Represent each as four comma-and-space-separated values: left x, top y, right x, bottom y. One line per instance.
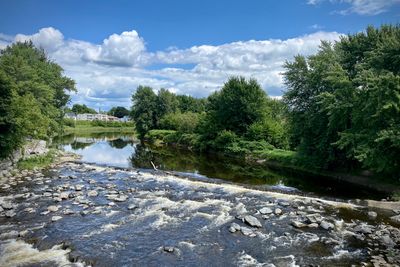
0, 132, 399, 266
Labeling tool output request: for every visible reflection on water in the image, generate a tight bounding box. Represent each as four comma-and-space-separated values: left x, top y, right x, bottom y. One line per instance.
55, 133, 386, 200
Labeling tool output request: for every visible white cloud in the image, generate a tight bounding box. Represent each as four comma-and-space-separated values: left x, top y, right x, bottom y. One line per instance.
82, 30, 148, 66
307, 0, 400, 15
15, 27, 64, 52
1, 27, 342, 110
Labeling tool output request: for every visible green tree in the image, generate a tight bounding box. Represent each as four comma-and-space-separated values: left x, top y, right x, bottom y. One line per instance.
205, 76, 268, 135
177, 95, 206, 113
71, 104, 96, 114
108, 106, 130, 118
283, 24, 400, 176
131, 86, 158, 138
155, 88, 179, 127
0, 42, 76, 158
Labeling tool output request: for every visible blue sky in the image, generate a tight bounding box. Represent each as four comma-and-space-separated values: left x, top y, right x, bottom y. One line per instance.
0, 0, 399, 110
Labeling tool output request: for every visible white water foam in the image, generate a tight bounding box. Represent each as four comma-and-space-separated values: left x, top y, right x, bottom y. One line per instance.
0, 239, 83, 267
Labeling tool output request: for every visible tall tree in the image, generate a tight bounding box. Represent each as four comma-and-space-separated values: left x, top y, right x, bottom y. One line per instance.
108, 106, 130, 118
206, 76, 267, 135
0, 42, 76, 158
130, 86, 158, 138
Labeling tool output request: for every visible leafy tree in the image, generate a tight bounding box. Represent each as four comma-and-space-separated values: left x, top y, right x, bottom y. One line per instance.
205, 76, 267, 135
177, 95, 206, 113
155, 88, 179, 127
71, 104, 97, 114
0, 42, 76, 158
108, 106, 130, 118
131, 86, 158, 138
283, 24, 400, 176
160, 112, 203, 133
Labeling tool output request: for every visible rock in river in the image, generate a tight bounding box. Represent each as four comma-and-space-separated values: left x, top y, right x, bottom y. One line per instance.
47, 205, 59, 212
244, 215, 262, 228
390, 215, 400, 224
240, 227, 256, 237
259, 207, 273, 215
229, 222, 241, 233
368, 211, 377, 219
52, 215, 62, 222
320, 220, 334, 230
274, 208, 282, 215
88, 190, 98, 197
291, 220, 307, 228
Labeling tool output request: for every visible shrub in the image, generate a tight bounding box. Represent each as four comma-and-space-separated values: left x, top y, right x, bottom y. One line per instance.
160, 112, 202, 133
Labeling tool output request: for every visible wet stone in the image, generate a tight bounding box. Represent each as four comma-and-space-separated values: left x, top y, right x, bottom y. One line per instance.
240, 227, 256, 237
47, 205, 59, 212
390, 215, 400, 224
52, 215, 63, 222
5, 210, 16, 218
259, 207, 273, 215
88, 190, 98, 197
244, 215, 262, 228
163, 246, 175, 253
229, 222, 241, 233
354, 224, 373, 234
274, 208, 282, 215
320, 220, 334, 230
128, 204, 138, 210
291, 220, 307, 228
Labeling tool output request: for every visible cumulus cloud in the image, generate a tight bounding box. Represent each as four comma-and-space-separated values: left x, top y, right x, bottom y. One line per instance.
1, 27, 342, 110
15, 27, 64, 52
307, 0, 400, 15
83, 30, 148, 66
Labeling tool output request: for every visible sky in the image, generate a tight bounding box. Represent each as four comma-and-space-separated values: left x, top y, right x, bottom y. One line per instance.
0, 0, 399, 110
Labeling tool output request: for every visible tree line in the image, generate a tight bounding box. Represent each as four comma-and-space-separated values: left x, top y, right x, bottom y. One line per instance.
131, 24, 400, 178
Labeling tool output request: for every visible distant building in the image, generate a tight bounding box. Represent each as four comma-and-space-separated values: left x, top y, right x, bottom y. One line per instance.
73, 113, 120, 121
64, 112, 77, 120
119, 116, 131, 122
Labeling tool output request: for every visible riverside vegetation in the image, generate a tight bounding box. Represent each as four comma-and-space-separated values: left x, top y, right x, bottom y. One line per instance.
131, 24, 400, 185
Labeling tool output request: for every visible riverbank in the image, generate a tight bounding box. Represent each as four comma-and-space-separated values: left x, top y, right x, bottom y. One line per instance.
1, 157, 400, 266
63, 126, 135, 134
144, 129, 400, 198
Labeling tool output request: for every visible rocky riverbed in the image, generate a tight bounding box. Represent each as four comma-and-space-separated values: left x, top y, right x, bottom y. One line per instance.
0, 153, 400, 266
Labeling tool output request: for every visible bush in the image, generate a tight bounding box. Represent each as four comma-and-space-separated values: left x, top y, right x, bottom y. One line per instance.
160, 112, 202, 133
247, 119, 289, 149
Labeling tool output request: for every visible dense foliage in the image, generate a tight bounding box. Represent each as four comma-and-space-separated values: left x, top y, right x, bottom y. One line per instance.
283, 25, 400, 176
108, 106, 130, 118
131, 77, 289, 156
0, 42, 75, 158
130, 86, 206, 138
71, 104, 96, 114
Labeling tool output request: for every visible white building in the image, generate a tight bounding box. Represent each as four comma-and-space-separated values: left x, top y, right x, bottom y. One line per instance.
75, 113, 119, 121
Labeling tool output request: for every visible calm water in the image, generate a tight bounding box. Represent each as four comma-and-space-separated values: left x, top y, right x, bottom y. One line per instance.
55, 132, 386, 200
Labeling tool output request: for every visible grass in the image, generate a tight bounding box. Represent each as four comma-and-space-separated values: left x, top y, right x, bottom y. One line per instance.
17, 150, 56, 170
63, 126, 135, 134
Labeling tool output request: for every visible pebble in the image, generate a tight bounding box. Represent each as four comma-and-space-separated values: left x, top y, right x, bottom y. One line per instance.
274, 208, 282, 215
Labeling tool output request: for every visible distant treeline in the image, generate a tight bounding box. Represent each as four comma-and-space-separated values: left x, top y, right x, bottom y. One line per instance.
131, 24, 400, 178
